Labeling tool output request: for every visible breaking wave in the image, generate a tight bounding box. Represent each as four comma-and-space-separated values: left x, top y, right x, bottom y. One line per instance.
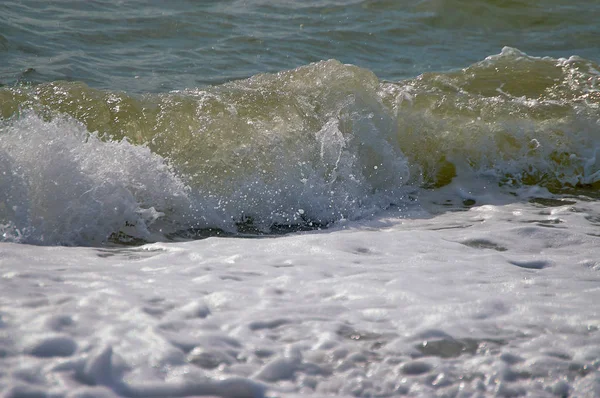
1, 48, 599, 245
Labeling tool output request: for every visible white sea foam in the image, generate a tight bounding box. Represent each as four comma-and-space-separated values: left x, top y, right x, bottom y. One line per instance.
0, 114, 215, 245
1, 197, 600, 396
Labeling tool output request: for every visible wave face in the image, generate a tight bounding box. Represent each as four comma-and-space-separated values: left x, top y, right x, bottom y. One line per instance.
1, 48, 599, 245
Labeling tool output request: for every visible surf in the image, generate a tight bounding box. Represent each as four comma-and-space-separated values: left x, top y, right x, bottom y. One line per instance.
1, 48, 599, 245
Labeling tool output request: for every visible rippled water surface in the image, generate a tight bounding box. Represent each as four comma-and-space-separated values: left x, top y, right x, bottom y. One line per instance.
2, 0, 600, 92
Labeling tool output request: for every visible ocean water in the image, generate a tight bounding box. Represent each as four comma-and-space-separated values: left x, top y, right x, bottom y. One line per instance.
1, 1, 600, 397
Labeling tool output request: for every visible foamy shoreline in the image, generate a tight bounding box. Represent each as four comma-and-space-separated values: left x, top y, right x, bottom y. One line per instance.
2, 200, 599, 396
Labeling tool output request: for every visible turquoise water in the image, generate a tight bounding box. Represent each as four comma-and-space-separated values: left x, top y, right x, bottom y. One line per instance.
2, 0, 599, 92
1, 1, 600, 245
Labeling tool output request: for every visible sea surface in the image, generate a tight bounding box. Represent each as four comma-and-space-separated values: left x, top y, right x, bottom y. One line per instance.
1, 1, 600, 397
